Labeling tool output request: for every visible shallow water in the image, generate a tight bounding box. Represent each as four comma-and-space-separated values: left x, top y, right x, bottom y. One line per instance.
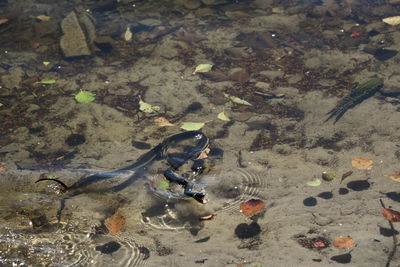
1, 0, 400, 266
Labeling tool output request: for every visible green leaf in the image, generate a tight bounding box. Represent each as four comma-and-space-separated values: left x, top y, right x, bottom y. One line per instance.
75, 91, 96, 103
193, 63, 213, 74
156, 180, 170, 190
139, 98, 160, 113
306, 178, 321, 187
36, 15, 51, 21
180, 122, 205, 131
217, 111, 230, 121
223, 93, 252, 106
42, 61, 50, 66
39, 78, 56, 84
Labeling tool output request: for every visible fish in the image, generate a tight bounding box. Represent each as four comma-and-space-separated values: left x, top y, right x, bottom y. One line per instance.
325, 76, 384, 123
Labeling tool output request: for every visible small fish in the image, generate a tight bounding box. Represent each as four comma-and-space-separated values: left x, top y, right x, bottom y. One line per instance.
325, 76, 384, 123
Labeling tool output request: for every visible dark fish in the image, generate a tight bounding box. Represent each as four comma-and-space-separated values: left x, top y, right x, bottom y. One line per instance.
325, 76, 384, 123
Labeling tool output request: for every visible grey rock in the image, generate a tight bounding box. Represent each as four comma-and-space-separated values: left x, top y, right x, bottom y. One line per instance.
1, 67, 25, 89
60, 11, 92, 57
381, 74, 400, 94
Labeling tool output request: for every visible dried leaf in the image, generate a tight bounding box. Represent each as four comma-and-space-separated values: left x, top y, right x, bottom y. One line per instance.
0, 18, 9, 25
197, 147, 210, 159
180, 122, 205, 131
105, 214, 126, 234
124, 26, 132, 42
217, 111, 230, 121
382, 16, 400, 26
333, 236, 355, 249
223, 93, 252, 106
387, 172, 400, 182
193, 63, 213, 74
154, 117, 175, 127
382, 208, 400, 222
307, 178, 321, 187
36, 15, 51, 21
240, 199, 265, 216
0, 165, 6, 172
340, 171, 353, 183
351, 157, 373, 170
139, 98, 160, 113
200, 214, 215, 221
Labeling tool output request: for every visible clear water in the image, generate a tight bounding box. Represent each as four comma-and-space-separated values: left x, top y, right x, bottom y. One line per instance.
1, 0, 400, 266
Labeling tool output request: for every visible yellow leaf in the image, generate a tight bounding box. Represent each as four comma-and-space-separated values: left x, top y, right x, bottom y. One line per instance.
180, 122, 205, 131
382, 16, 400, 26
139, 98, 160, 113
223, 93, 252, 106
217, 111, 230, 121
36, 15, 51, 21
42, 61, 50, 66
193, 63, 213, 74
306, 178, 321, 187
124, 26, 132, 42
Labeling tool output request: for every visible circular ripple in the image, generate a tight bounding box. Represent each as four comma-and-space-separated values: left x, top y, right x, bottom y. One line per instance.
204, 168, 267, 213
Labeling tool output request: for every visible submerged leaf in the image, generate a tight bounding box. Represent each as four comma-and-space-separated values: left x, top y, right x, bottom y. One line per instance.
240, 199, 265, 216
223, 93, 252, 106
105, 214, 126, 234
75, 91, 96, 103
39, 78, 56, 84
351, 157, 373, 170
217, 111, 230, 121
154, 117, 175, 127
382, 208, 400, 222
36, 15, 51, 21
387, 172, 400, 182
382, 16, 400, 26
139, 98, 160, 113
180, 122, 205, 131
193, 63, 213, 74
42, 61, 50, 66
333, 236, 355, 249
156, 180, 170, 190
124, 26, 132, 42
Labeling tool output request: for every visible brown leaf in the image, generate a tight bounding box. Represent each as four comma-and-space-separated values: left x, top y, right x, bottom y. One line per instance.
105, 214, 126, 234
351, 157, 373, 170
0, 165, 6, 172
387, 172, 400, 182
333, 236, 355, 249
382, 208, 400, 222
340, 171, 353, 183
197, 147, 210, 159
0, 18, 8, 25
199, 214, 215, 221
240, 199, 265, 216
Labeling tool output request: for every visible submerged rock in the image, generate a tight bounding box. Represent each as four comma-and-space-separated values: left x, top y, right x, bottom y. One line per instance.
60, 11, 93, 57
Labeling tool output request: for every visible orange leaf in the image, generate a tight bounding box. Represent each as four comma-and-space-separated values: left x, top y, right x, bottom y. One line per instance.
382, 208, 400, 222
387, 172, 400, 182
0, 165, 6, 172
240, 199, 265, 216
351, 157, 373, 170
0, 18, 8, 25
197, 147, 210, 159
105, 214, 126, 234
333, 236, 355, 249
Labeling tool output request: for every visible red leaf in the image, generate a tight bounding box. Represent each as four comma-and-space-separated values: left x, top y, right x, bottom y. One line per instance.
382, 208, 400, 222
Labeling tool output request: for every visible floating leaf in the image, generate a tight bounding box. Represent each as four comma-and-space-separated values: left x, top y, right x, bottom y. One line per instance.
351, 157, 373, 170
156, 180, 170, 190
139, 98, 160, 113
36, 15, 51, 21
223, 93, 252, 106
240, 199, 265, 216
180, 122, 205, 131
382, 16, 400, 26
154, 117, 175, 127
124, 26, 132, 42
387, 172, 400, 182
382, 208, 400, 222
333, 237, 355, 249
193, 63, 213, 74
217, 111, 230, 121
39, 78, 56, 84
307, 178, 321, 187
42, 61, 50, 66
322, 171, 336, 181
75, 91, 96, 103
105, 214, 126, 234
